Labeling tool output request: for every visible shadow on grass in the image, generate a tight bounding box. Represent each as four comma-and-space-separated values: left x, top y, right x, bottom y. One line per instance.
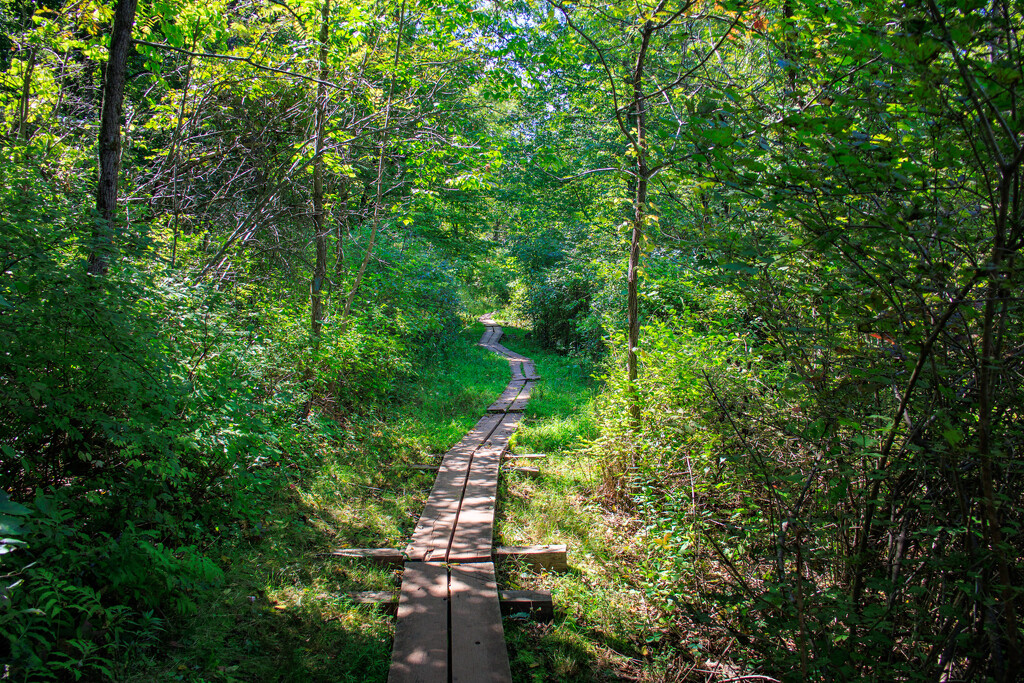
129, 478, 399, 683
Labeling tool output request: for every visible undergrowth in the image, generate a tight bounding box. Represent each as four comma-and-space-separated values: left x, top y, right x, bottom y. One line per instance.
121, 321, 509, 681
494, 325, 672, 682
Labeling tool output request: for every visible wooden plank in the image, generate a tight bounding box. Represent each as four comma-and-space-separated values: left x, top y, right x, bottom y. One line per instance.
448, 446, 503, 562
449, 413, 505, 452
491, 343, 529, 363
505, 466, 540, 478
522, 361, 540, 380
498, 590, 554, 621
486, 380, 525, 413
510, 361, 524, 381
327, 548, 404, 567
329, 544, 567, 572
508, 381, 534, 412
345, 591, 400, 615
405, 465, 470, 562
503, 453, 546, 460
450, 563, 512, 683
449, 414, 521, 562
494, 545, 568, 572
480, 327, 496, 346
406, 414, 505, 561
482, 413, 522, 451
388, 562, 449, 683
347, 588, 554, 622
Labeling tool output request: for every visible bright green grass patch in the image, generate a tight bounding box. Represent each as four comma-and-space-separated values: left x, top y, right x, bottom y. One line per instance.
494, 327, 658, 682
127, 322, 508, 682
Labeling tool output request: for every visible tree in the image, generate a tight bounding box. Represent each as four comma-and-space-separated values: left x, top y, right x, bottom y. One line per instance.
88, 0, 138, 275
549, 0, 741, 426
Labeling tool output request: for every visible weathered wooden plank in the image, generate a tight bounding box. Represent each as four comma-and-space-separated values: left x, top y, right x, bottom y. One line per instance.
345, 588, 554, 622
345, 591, 400, 615
450, 413, 505, 452
406, 414, 506, 561
448, 446, 503, 562
479, 326, 496, 346
491, 343, 530, 363
494, 545, 568, 572
505, 466, 540, 478
510, 361, 524, 381
330, 544, 567, 571
482, 413, 522, 451
327, 548, 404, 567
450, 563, 512, 683
508, 381, 535, 412
486, 380, 525, 413
498, 590, 554, 621
405, 466, 470, 562
522, 361, 540, 380
388, 562, 449, 683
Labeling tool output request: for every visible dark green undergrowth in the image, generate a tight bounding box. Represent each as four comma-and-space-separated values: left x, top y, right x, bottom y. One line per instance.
118, 321, 510, 682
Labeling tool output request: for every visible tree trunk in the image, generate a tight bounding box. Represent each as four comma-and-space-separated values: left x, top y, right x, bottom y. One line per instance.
341, 0, 405, 324
87, 0, 139, 276
626, 20, 654, 430
15, 49, 35, 141
311, 0, 330, 335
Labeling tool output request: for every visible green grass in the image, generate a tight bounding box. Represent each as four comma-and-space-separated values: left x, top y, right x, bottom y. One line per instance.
495, 326, 660, 682
126, 322, 508, 682
129, 319, 666, 682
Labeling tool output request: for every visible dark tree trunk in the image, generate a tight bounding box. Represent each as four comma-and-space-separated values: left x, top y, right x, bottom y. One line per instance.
311, 0, 330, 335
626, 20, 654, 429
88, 0, 138, 275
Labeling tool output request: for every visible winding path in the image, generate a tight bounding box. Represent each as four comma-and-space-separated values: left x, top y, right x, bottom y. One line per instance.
388, 315, 538, 682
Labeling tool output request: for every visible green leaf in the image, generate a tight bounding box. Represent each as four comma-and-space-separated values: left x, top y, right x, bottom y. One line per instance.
0, 492, 29, 517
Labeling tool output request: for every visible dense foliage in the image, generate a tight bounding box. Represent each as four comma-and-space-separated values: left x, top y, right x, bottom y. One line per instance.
2, 0, 1023, 680
494, 0, 1024, 680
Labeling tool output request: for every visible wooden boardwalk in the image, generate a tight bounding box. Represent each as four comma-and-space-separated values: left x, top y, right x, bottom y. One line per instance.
388, 315, 539, 683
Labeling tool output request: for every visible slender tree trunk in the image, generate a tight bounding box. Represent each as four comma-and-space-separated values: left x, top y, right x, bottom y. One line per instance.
341, 0, 405, 323
976, 168, 1020, 678
311, 0, 330, 335
169, 47, 196, 269
626, 20, 654, 430
88, 0, 139, 275
15, 49, 35, 141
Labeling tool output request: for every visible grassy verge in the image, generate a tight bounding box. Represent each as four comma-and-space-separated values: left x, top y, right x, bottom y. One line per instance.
128, 321, 508, 682
495, 326, 665, 682
130, 318, 670, 682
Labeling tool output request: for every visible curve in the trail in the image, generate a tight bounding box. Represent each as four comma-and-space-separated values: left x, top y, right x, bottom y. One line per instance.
388, 315, 538, 683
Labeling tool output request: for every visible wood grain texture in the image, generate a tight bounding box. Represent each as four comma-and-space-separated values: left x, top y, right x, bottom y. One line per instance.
407, 414, 504, 561
482, 413, 521, 451
522, 361, 540, 380
508, 381, 534, 412
498, 590, 554, 621
388, 562, 449, 683
494, 545, 568, 572
450, 563, 512, 683
328, 548, 404, 567
448, 446, 503, 562
486, 380, 526, 413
